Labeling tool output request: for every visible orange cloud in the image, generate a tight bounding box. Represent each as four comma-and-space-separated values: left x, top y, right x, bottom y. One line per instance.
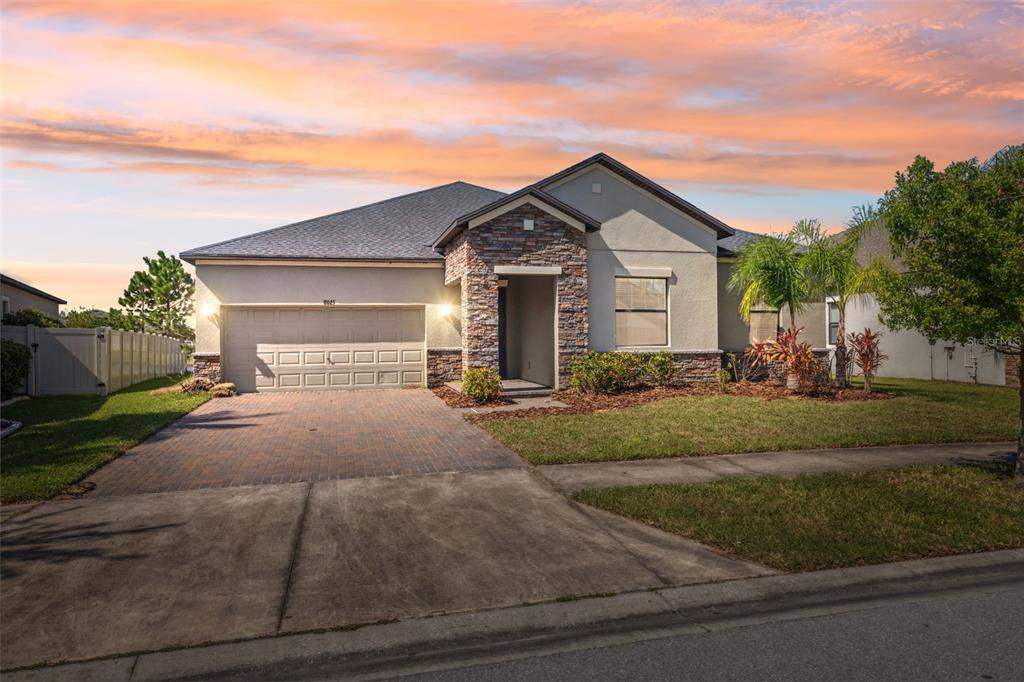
1, 0, 1020, 194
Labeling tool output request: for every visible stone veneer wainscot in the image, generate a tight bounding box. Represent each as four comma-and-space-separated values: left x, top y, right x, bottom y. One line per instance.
426, 348, 462, 387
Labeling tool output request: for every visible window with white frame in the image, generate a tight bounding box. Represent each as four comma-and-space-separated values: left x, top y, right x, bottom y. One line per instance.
827, 301, 840, 345
1, 297, 9, 317
615, 277, 668, 347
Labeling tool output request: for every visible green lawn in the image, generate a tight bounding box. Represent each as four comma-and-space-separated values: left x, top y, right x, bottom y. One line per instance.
575, 463, 1024, 571
482, 378, 1018, 465
0, 376, 209, 503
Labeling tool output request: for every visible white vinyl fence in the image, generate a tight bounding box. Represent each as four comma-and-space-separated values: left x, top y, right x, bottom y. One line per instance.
1, 325, 186, 396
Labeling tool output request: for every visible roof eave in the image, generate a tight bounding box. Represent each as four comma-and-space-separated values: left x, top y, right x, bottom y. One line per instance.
182, 254, 443, 265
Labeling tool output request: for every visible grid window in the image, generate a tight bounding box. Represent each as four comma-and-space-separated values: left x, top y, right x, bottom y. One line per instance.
615, 277, 668, 347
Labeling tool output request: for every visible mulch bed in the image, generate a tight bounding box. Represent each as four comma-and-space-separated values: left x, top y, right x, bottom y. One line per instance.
465, 381, 892, 423
431, 385, 514, 408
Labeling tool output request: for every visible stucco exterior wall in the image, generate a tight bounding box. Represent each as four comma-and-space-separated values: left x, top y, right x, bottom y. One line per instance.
717, 260, 751, 352
844, 293, 1006, 385
193, 263, 460, 355
546, 165, 719, 351
792, 302, 827, 348
1, 285, 61, 319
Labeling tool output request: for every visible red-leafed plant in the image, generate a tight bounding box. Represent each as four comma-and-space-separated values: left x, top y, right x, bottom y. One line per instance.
848, 328, 887, 393
746, 327, 818, 391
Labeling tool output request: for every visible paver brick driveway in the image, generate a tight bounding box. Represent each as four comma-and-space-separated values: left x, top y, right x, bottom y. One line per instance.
86, 389, 522, 496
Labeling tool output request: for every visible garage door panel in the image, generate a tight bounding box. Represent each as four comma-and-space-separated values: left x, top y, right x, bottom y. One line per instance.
223, 306, 425, 392
353, 372, 375, 385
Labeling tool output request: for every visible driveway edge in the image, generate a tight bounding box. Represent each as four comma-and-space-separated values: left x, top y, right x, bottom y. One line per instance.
9, 548, 1022, 681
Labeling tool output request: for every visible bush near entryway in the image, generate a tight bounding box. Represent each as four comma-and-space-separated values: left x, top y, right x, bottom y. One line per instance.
1, 339, 32, 399
568, 351, 677, 394
463, 367, 502, 402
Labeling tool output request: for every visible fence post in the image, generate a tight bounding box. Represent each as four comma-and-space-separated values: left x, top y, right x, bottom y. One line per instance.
96, 327, 110, 396
26, 324, 38, 396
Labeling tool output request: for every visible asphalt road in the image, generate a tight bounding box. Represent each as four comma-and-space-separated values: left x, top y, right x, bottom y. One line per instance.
396, 585, 1024, 681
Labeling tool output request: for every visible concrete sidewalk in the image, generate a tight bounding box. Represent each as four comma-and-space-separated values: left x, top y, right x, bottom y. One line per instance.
9, 549, 1021, 681
537, 441, 1016, 492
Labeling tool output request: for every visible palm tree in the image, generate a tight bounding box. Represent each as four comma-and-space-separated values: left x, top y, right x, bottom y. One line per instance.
728, 228, 809, 332
800, 207, 879, 387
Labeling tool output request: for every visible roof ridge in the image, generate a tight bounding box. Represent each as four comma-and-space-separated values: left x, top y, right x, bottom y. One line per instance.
180, 180, 502, 256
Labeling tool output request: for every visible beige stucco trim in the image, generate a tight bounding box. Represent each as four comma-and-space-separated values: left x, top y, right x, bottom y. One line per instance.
543, 164, 719, 239
467, 196, 586, 232
194, 259, 443, 268
613, 266, 673, 278
494, 265, 563, 276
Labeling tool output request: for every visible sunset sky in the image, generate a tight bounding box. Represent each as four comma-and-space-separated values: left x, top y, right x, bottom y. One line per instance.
1, 1, 1021, 310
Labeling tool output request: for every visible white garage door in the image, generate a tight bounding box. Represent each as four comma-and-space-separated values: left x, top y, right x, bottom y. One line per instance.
222, 307, 425, 392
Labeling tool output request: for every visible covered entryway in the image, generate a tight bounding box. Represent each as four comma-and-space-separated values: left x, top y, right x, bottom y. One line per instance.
499, 274, 557, 388
222, 306, 425, 392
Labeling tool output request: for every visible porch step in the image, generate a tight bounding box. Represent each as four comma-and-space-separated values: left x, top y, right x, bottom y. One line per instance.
501, 387, 553, 399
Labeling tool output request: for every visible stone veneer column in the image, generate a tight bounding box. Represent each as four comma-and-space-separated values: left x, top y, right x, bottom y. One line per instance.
192, 352, 222, 383
460, 270, 500, 373
556, 266, 589, 387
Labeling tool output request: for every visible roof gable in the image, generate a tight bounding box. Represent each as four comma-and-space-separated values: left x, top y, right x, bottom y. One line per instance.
536, 152, 735, 239
432, 185, 601, 249
0, 274, 67, 304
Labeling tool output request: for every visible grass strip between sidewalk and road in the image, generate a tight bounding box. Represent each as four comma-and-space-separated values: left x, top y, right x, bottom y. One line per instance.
482, 378, 1018, 465
575, 462, 1024, 572
0, 375, 208, 503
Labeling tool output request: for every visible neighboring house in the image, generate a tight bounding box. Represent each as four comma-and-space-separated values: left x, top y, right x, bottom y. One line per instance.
821, 224, 1015, 387
0, 274, 66, 319
181, 153, 796, 393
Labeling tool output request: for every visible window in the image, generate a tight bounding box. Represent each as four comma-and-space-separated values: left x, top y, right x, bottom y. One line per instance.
1, 297, 9, 317
615, 277, 668, 347
827, 301, 840, 345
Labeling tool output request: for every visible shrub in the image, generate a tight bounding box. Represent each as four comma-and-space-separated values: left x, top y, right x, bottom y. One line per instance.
1, 339, 31, 398
848, 328, 887, 394
726, 352, 758, 382
181, 376, 215, 394
462, 367, 502, 402
209, 382, 237, 398
568, 352, 641, 393
715, 367, 731, 393
2, 308, 61, 328
644, 351, 677, 387
747, 327, 819, 391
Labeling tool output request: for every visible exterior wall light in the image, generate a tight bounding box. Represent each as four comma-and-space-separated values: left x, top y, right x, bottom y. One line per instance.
437, 303, 455, 318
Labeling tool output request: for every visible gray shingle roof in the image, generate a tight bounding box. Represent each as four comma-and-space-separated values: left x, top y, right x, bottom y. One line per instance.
716, 228, 763, 256
180, 181, 505, 262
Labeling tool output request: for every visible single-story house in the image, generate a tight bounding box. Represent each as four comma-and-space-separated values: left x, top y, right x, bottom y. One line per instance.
0, 274, 66, 319
181, 153, 802, 393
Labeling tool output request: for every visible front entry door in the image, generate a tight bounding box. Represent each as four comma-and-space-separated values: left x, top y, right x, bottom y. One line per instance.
497, 287, 507, 378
